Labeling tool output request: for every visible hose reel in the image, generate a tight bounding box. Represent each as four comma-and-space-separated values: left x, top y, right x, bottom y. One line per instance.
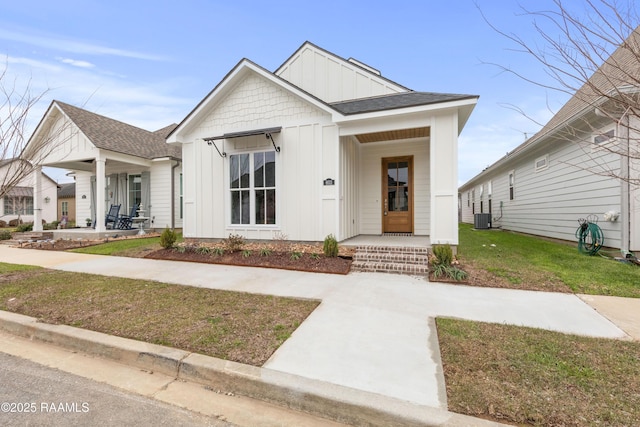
575, 215, 604, 256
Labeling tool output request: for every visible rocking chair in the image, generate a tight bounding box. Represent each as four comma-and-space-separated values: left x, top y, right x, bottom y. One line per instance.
105, 204, 121, 229
117, 203, 139, 230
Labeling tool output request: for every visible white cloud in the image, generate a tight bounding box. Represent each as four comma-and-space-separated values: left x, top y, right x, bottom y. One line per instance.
0, 28, 167, 61
58, 58, 95, 68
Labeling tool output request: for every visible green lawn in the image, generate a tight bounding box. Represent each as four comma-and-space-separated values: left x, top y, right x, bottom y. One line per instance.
437, 318, 640, 426
458, 223, 640, 298
0, 263, 317, 366
70, 234, 181, 257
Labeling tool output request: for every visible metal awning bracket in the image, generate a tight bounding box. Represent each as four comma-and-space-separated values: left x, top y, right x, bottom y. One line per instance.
204, 139, 226, 158
265, 132, 280, 152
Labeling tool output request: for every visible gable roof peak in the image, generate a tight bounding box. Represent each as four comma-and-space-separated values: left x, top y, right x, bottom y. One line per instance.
275, 41, 410, 92
53, 100, 181, 160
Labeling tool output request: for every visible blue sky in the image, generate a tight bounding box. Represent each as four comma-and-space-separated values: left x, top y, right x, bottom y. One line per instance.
1, 0, 592, 184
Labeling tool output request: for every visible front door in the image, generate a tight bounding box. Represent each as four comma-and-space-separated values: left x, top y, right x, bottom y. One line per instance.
382, 156, 413, 233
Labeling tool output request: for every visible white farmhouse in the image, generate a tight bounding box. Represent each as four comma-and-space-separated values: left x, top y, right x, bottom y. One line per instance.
168, 42, 478, 247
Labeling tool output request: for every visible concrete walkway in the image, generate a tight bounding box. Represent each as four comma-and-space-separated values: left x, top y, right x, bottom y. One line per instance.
0, 245, 634, 423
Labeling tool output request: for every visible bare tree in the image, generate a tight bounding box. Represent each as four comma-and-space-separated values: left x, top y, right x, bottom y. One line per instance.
1, 63, 76, 226
481, 0, 640, 185
0, 65, 46, 198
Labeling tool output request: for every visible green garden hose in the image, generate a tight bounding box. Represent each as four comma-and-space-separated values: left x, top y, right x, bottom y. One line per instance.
575, 216, 604, 256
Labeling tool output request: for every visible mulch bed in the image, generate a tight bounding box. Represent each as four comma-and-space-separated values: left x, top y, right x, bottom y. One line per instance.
145, 248, 352, 275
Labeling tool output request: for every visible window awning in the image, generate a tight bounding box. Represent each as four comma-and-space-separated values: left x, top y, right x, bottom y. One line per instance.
204, 126, 282, 142
203, 126, 282, 158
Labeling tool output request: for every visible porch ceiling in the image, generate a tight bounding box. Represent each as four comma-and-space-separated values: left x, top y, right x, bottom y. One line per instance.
354, 126, 429, 144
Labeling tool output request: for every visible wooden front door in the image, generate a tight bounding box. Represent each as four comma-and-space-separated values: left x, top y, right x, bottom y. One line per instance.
382, 156, 413, 233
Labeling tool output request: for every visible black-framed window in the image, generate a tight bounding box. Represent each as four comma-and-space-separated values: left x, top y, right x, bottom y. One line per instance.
230, 151, 276, 225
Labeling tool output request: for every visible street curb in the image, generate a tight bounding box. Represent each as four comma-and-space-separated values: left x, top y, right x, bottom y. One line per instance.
0, 310, 507, 427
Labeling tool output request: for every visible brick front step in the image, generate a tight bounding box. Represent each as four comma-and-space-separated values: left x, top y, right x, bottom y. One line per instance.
353, 252, 430, 264
351, 245, 430, 276
351, 261, 430, 275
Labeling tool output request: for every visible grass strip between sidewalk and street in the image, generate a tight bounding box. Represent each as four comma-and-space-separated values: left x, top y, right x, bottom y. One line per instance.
0, 262, 318, 366
436, 317, 640, 427
458, 223, 640, 297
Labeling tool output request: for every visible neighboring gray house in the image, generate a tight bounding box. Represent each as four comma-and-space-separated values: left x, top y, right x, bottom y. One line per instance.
459, 28, 640, 254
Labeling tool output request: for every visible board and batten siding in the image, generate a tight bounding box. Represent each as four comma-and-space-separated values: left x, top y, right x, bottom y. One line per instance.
149, 160, 180, 230
462, 136, 623, 249
339, 136, 359, 241
74, 172, 93, 224
275, 44, 405, 104
358, 138, 430, 235
39, 110, 98, 164
173, 165, 183, 229
181, 71, 338, 241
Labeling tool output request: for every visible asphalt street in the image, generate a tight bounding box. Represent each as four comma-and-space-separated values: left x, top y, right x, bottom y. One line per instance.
0, 352, 233, 427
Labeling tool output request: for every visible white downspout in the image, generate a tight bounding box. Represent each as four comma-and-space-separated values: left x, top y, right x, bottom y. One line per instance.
619, 111, 631, 256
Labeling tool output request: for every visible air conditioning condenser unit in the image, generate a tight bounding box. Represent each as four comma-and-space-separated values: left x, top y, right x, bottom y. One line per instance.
474, 213, 491, 229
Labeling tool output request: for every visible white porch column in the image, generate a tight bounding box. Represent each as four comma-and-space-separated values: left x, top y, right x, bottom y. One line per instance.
430, 112, 459, 246
95, 158, 106, 232
33, 166, 43, 232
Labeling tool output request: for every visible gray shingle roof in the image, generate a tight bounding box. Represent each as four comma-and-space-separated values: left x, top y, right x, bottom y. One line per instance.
55, 101, 181, 160
330, 92, 478, 115
57, 182, 75, 198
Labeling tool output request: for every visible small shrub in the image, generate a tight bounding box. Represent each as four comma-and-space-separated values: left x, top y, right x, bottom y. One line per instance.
0, 230, 12, 240
174, 244, 197, 253
432, 263, 468, 281
0, 220, 7, 228
432, 263, 447, 279
259, 248, 272, 256
196, 246, 212, 255
310, 253, 320, 260
160, 227, 177, 249
290, 251, 302, 260
15, 222, 33, 232
224, 233, 245, 252
242, 250, 252, 258
432, 244, 453, 266
448, 266, 468, 281
323, 234, 339, 257
212, 247, 225, 256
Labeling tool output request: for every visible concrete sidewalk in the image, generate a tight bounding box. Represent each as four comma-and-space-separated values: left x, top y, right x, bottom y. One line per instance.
0, 245, 633, 425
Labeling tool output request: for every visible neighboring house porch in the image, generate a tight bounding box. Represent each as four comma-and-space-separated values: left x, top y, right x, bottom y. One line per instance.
25, 101, 183, 234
